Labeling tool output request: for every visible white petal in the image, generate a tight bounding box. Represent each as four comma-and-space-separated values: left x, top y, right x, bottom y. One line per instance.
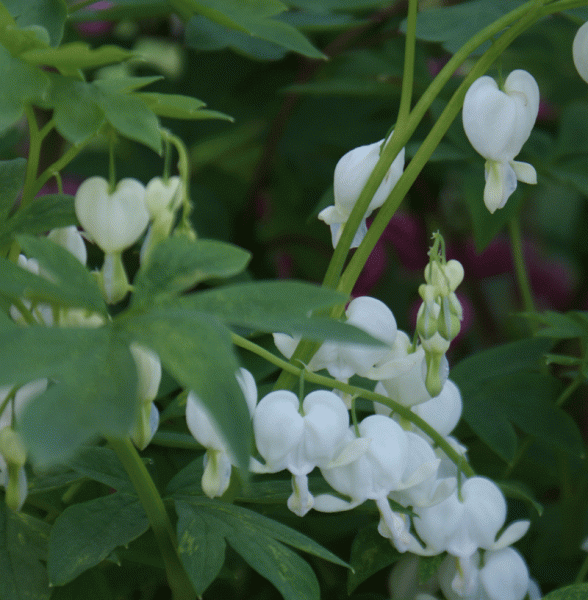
491, 519, 530, 550
484, 160, 517, 213
574, 21, 588, 84
511, 160, 537, 184
313, 493, 360, 512
480, 547, 529, 600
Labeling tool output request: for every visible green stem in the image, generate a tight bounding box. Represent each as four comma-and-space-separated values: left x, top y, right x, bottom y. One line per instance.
337, 1, 544, 298
508, 218, 537, 326
21, 106, 43, 208
33, 139, 93, 199
107, 436, 196, 600
396, 0, 418, 128
233, 333, 475, 478
162, 130, 193, 234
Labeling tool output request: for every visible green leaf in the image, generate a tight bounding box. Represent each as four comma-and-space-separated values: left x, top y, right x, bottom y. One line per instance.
97, 88, 162, 154
2, 0, 67, 47
175, 502, 226, 595
47, 76, 105, 144
93, 75, 164, 94
135, 92, 234, 121
133, 237, 251, 306
541, 584, 588, 600
418, 553, 446, 584
554, 101, 588, 159
522, 310, 588, 339
451, 339, 584, 462
0, 158, 27, 222
120, 308, 250, 471
10, 327, 138, 466
0, 195, 78, 246
0, 45, 49, 133
165, 456, 205, 497
347, 524, 402, 594
66, 446, 135, 494
0, 503, 51, 600
16, 235, 106, 315
407, 0, 526, 55
497, 480, 543, 517
176, 0, 325, 59
48, 493, 149, 586
20, 43, 132, 71
175, 498, 347, 598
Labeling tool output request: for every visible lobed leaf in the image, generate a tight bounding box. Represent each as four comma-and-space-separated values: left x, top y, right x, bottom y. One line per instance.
47, 493, 149, 586
0, 158, 27, 222
135, 92, 234, 121
0, 504, 51, 600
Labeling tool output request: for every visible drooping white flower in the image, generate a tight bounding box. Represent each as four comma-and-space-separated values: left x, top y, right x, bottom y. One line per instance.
186, 368, 257, 498
252, 389, 350, 516
129, 343, 162, 450
573, 21, 588, 83
0, 380, 47, 510
75, 176, 149, 254
438, 547, 530, 600
411, 477, 530, 558
314, 415, 435, 552
462, 70, 539, 213
273, 296, 396, 385
318, 136, 405, 248
48, 226, 87, 265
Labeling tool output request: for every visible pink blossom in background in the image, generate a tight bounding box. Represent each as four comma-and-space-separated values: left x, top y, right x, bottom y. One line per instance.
380, 212, 429, 271
352, 236, 387, 298
458, 236, 577, 311
537, 99, 557, 122
72, 1, 114, 37
274, 251, 294, 279
37, 176, 81, 197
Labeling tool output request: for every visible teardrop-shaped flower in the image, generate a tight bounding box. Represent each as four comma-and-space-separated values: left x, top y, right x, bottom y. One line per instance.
186, 369, 257, 498
252, 389, 350, 516
318, 137, 405, 248
462, 70, 539, 213
75, 176, 149, 254
573, 21, 588, 84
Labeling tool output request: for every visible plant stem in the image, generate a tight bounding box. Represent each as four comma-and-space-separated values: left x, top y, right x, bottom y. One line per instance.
233, 333, 475, 478
21, 106, 43, 208
508, 217, 537, 328
107, 436, 196, 600
396, 0, 418, 129
337, 2, 544, 298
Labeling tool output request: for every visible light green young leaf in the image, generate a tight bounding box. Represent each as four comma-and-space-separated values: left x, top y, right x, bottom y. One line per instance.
174, 0, 326, 59
93, 75, 164, 94
133, 237, 251, 306
120, 308, 250, 472
0, 195, 77, 246
0, 503, 51, 600
135, 92, 234, 121
0, 2, 49, 56
0, 46, 49, 133
48, 493, 149, 586
47, 76, 106, 144
2, 0, 67, 47
0, 158, 27, 222
16, 234, 106, 315
20, 42, 132, 71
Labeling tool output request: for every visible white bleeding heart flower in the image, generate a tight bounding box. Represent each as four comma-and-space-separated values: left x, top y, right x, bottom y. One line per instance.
48, 226, 87, 265
252, 389, 349, 516
186, 368, 257, 499
411, 476, 530, 558
145, 176, 182, 221
573, 21, 588, 84
438, 547, 530, 600
314, 414, 425, 552
273, 296, 396, 384
462, 70, 539, 213
0, 380, 47, 510
318, 136, 405, 248
129, 343, 162, 450
75, 176, 149, 254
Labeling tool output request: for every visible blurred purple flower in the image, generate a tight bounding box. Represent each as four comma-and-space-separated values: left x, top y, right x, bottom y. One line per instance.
73, 1, 114, 37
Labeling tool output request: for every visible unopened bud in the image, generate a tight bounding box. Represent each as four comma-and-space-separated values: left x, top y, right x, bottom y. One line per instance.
0, 428, 26, 467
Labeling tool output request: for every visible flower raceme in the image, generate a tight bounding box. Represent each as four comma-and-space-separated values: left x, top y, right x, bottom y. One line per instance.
318, 136, 405, 248
462, 70, 539, 213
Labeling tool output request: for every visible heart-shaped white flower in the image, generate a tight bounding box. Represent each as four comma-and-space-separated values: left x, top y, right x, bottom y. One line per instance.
75, 176, 149, 254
